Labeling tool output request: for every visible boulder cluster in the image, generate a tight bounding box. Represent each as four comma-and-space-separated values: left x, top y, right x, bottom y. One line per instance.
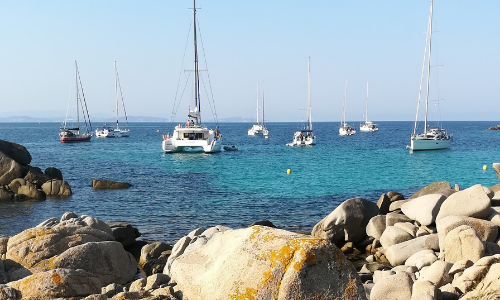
311, 177, 500, 300
0, 139, 71, 201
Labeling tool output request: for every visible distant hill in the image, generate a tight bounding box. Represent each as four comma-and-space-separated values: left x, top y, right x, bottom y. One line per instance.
0, 116, 55, 123
0, 116, 168, 123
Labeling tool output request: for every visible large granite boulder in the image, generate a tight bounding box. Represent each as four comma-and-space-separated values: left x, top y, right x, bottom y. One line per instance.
170, 226, 366, 300
0, 139, 31, 166
0, 153, 26, 186
7, 268, 102, 299
493, 163, 500, 182
108, 222, 141, 248
461, 262, 500, 299
436, 216, 498, 251
366, 215, 386, 240
380, 226, 413, 249
442, 225, 484, 263
418, 260, 453, 287
44, 167, 63, 180
409, 181, 454, 199
92, 179, 132, 189
436, 184, 491, 221
41, 179, 72, 197
405, 249, 438, 270
16, 184, 46, 200
370, 272, 413, 300
24, 170, 52, 188
401, 194, 447, 226
385, 234, 439, 267
312, 197, 379, 245
0, 187, 14, 202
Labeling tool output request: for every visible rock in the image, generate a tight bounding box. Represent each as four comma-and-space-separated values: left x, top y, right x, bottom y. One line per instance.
388, 199, 409, 212
163, 236, 191, 277
436, 216, 498, 251
366, 215, 386, 240
376, 194, 391, 215
311, 197, 379, 245
129, 278, 146, 292
394, 222, 418, 237
385, 234, 439, 267
439, 283, 460, 300
409, 181, 454, 199
405, 250, 438, 270
151, 286, 175, 297
491, 183, 500, 193
442, 225, 484, 263
411, 280, 438, 300
419, 260, 453, 287
16, 184, 46, 200
0, 285, 18, 300
436, 184, 491, 221
139, 242, 172, 268
0, 139, 32, 165
449, 260, 473, 276
79, 215, 113, 235
0, 187, 14, 202
144, 273, 170, 290
41, 179, 72, 197
249, 220, 276, 228
401, 194, 447, 226
44, 167, 63, 180
92, 179, 132, 189
486, 208, 500, 227
385, 212, 411, 227
493, 163, 500, 182
460, 262, 500, 299
483, 186, 495, 199
102, 283, 125, 298
61, 211, 78, 221
380, 226, 413, 250
24, 171, 51, 188
108, 222, 141, 248
7, 268, 101, 299
170, 226, 366, 300
359, 262, 391, 273
7, 178, 28, 194
0, 153, 26, 186
370, 272, 413, 300
201, 225, 232, 239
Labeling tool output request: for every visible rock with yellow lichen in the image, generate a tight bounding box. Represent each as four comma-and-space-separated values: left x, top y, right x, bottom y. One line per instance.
169, 225, 366, 300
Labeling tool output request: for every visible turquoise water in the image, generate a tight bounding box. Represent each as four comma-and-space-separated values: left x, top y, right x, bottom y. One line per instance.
0, 121, 499, 243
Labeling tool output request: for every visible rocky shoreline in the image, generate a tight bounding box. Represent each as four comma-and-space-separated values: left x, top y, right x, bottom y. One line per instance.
2, 139, 500, 299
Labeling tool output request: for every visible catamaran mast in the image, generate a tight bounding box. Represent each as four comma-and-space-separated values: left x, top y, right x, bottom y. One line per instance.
307, 57, 311, 131
424, 0, 433, 135
262, 88, 265, 126
342, 80, 347, 127
365, 82, 369, 123
256, 82, 259, 125
75, 61, 80, 133
193, 0, 200, 125
115, 61, 119, 130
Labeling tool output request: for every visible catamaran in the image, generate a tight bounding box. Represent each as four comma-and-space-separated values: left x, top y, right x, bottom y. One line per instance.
59, 61, 93, 143
339, 80, 356, 136
409, 0, 451, 151
247, 82, 269, 136
287, 57, 315, 146
162, 0, 222, 153
359, 82, 379, 132
96, 61, 130, 138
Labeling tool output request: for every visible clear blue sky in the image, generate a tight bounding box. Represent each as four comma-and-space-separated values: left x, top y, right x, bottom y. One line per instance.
0, 1, 498, 122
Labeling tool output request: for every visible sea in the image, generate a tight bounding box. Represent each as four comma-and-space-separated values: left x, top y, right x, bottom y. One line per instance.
0, 121, 499, 244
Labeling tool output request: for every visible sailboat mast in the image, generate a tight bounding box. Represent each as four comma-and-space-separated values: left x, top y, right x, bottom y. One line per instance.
193, 0, 200, 125
365, 82, 369, 123
307, 57, 311, 131
424, 0, 433, 135
256, 82, 259, 125
262, 88, 265, 126
115, 61, 119, 130
342, 80, 347, 127
75, 61, 80, 132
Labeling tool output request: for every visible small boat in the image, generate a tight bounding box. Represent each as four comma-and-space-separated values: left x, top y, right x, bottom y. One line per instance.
162, 0, 222, 153
287, 57, 315, 146
359, 82, 379, 132
339, 80, 356, 136
59, 61, 93, 143
247, 82, 269, 136
96, 61, 130, 138
409, 0, 451, 151
223, 145, 238, 151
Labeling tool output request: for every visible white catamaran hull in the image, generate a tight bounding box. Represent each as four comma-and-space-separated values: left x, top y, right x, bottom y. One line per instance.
247, 124, 268, 136
339, 127, 356, 136
410, 138, 451, 151
95, 128, 130, 138
162, 126, 221, 153
286, 131, 315, 146
359, 124, 378, 132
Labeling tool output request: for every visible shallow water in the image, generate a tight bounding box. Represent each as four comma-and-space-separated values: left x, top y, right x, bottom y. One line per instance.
0, 121, 498, 244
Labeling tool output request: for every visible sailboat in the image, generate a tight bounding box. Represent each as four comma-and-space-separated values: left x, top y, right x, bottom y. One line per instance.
286, 57, 315, 146
59, 61, 93, 143
409, 0, 451, 151
162, 0, 222, 153
339, 80, 356, 136
247, 82, 269, 136
96, 61, 130, 138
359, 82, 379, 132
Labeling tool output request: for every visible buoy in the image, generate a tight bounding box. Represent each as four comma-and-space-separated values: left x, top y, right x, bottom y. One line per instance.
287, 168, 291, 174
265, 135, 269, 139
483, 165, 487, 171
157, 130, 160, 133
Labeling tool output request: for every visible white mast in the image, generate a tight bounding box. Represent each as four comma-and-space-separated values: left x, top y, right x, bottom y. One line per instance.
307, 57, 312, 130
341, 80, 347, 127
115, 61, 119, 130
75, 61, 80, 133
413, 0, 433, 136
365, 82, 369, 123
193, 0, 200, 125
256, 82, 259, 125
424, 0, 434, 135
262, 87, 265, 126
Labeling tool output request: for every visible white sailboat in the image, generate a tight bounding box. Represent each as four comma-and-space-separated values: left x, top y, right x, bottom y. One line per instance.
339, 80, 356, 136
247, 82, 269, 136
359, 82, 379, 132
162, 0, 222, 153
409, 0, 451, 151
96, 61, 130, 138
59, 61, 93, 143
287, 57, 315, 146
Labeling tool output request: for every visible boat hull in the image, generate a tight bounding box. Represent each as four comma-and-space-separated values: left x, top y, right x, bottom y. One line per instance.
359, 125, 378, 132
60, 135, 92, 143
410, 138, 451, 151
162, 126, 222, 154
248, 124, 268, 136
286, 130, 315, 146
96, 128, 130, 138
339, 127, 356, 136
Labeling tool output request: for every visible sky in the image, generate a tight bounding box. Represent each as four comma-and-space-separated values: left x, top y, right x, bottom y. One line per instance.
0, 0, 499, 122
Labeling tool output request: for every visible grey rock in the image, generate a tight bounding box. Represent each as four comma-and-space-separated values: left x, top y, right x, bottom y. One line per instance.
493, 163, 500, 182
366, 215, 386, 240
411, 280, 438, 300
108, 222, 141, 248
44, 167, 63, 180
0, 139, 31, 165
409, 181, 453, 199
163, 236, 191, 277
385, 212, 411, 227
405, 249, 438, 270
401, 194, 447, 226
60, 211, 78, 221
436, 215, 498, 251
394, 222, 418, 237
385, 234, 439, 267
380, 226, 413, 250
442, 225, 484, 263
436, 184, 491, 221
449, 260, 473, 275
370, 272, 413, 300
419, 260, 453, 287
0, 153, 26, 186
41, 179, 72, 197
92, 179, 132, 189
